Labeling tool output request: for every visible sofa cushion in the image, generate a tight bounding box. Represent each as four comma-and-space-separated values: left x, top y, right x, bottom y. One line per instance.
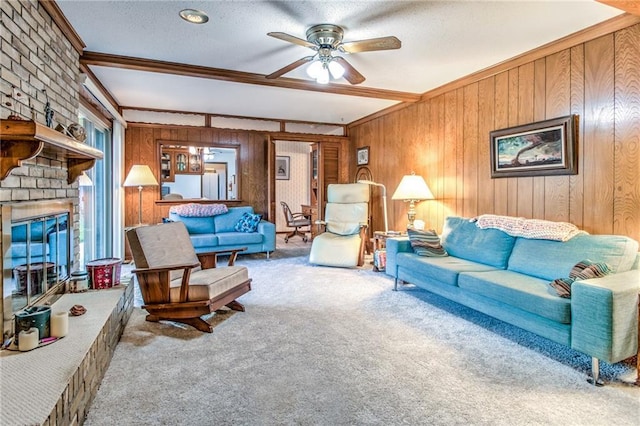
169, 214, 215, 234
396, 252, 498, 287
407, 228, 448, 257
234, 212, 262, 233
214, 207, 255, 232
507, 234, 638, 281
458, 270, 571, 324
441, 217, 516, 268
189, 234, 219, 249
216, 231, 263, 246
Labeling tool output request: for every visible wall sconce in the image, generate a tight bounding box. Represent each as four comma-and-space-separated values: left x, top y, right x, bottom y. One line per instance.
123, 165, 159, 226
358, 180, 388, 234
391, 172, 434, 229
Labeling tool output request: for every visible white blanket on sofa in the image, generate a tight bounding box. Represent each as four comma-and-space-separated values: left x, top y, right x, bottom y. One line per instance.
473, 214, 587, 241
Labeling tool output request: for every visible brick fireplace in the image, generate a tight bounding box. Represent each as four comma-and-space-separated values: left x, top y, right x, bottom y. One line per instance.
1, 0, 84, 337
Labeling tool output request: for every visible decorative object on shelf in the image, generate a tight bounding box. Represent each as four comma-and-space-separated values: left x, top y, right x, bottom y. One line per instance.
69, 304, 87, 316
18, 328, 39, 351
43, 89, 54, 127
357, 146, 369, 166
14, 305, 51, 345
358, 179, 388, 233
87, 258, 123, 290
123, 164, 159, 225
392, 172, 434, 229
50, 311, 69, 338
68, 270, 90, 292
490, 115, 578, 178
55, 123, 87, 142
276, 155, 290, 180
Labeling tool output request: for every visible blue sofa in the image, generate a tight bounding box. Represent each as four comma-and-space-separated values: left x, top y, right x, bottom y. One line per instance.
169, 206, 275, 258
386, 216, 640, 384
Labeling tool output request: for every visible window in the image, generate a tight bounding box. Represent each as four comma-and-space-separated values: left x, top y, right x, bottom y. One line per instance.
79, 113, 113, 266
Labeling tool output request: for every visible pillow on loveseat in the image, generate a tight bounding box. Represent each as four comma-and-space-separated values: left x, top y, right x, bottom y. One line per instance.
549, 259, 611, 298
234, 212, 262, 233
407, 228, 448, 257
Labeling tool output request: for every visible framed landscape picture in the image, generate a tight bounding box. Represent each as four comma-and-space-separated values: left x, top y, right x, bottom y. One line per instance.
489, 115, 578, 178
276, 156, 290, 180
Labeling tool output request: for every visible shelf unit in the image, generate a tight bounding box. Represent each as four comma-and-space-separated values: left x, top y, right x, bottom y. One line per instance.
1, 120, 103, 184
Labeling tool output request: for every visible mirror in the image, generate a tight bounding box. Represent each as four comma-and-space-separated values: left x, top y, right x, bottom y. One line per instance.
159, 142, 239, 201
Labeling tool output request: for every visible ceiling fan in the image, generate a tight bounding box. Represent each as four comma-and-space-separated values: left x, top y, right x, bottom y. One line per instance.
266, 24, 401, 85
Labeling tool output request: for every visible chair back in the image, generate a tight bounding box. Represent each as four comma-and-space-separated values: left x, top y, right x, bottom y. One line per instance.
126, 222, 200, 282
280, 201, 295, 224
324, 183, 369, 236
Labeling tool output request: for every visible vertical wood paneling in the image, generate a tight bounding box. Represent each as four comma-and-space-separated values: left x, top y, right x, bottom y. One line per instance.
532, 58, 547, 219
613, 24, 640, 238
348, 22, 640, 242
569, 45, 586, 229
463, 84, 479, 218
517, 63, 535, 218
493, 71, 510, 215
584, 34, 615, 234
506, 69, 520, 217
477, 77, 495, 215
544, 50, 572, 222
455, 88, 465, 216
443, 91, 458, 220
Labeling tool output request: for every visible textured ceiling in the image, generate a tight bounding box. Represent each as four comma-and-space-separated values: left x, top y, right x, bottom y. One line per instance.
57, 1, 623, 124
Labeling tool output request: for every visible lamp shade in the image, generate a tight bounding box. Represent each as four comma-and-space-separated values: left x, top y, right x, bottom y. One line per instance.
123, 165, 158, 187
391, 174, 434, 201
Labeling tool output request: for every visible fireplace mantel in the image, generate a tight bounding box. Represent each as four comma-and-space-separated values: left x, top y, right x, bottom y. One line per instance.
0, 119, 103, 184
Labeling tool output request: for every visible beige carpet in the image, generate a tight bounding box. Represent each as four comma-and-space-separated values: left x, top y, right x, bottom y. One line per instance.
84, 247, 639, 425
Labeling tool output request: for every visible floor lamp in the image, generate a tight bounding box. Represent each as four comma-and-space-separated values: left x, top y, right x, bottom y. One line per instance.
358, 180, 388, 234
123, 165, 159, 226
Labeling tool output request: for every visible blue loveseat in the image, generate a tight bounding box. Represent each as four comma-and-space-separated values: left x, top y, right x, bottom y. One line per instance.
386, 216, 640, 384
169, 206, 275, 258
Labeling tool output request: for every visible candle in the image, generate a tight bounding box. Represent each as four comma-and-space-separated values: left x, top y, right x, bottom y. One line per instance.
18, 327, 39, 351
50, 311, 69, 338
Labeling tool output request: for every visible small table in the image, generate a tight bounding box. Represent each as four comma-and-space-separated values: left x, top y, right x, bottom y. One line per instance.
372, 231, 406, 272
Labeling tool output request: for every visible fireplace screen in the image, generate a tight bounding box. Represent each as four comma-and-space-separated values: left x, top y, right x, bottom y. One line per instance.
7, 213, 70, 313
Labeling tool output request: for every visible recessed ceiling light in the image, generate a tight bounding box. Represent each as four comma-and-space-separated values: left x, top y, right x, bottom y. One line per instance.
179, 9, 209, 24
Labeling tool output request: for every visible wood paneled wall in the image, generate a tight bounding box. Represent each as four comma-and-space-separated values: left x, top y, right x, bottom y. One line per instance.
349, 23, 640, 243
124, 125, 269, 226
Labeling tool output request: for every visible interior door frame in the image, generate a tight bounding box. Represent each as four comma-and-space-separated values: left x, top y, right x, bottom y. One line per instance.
266, 133, 350, 225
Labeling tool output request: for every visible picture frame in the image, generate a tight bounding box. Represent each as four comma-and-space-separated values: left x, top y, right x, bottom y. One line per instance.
276, 155, 290, 180
490, 115, 578, 178
357, 146, 369, 166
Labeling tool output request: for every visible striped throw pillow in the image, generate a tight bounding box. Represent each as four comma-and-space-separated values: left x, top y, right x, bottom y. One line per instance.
549, 259, 611, 298
407, 228, 448, 257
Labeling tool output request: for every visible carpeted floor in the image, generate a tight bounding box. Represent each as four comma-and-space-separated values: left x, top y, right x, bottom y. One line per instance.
85, 240, 639, 425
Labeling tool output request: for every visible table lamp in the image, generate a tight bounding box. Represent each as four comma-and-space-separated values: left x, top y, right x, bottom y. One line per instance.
123, 164, 159, 225
391, 172, 434, 229
357, 180, 388, 234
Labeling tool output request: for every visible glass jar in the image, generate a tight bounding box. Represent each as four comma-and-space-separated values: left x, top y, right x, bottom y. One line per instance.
68, 270, 89, 293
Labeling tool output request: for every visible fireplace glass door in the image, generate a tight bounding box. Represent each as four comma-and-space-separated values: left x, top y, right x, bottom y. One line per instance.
8, 213, 70, 313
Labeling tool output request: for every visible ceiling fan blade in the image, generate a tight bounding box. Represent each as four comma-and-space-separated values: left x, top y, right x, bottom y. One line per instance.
267, 32, 316, 49
340, 36, 401, 54
333, 57, 365, 85
266, 56, 314, 79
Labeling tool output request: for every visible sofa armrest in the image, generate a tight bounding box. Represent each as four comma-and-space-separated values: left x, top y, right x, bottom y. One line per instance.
257, 220, 276, 252
385, 237, 412, 278
571, 269, 639, 363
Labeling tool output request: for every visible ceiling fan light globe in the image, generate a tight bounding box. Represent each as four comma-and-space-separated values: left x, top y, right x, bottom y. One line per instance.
317, 67, 330, 84
306, 61, 323, 79
328, 60, 345, 79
